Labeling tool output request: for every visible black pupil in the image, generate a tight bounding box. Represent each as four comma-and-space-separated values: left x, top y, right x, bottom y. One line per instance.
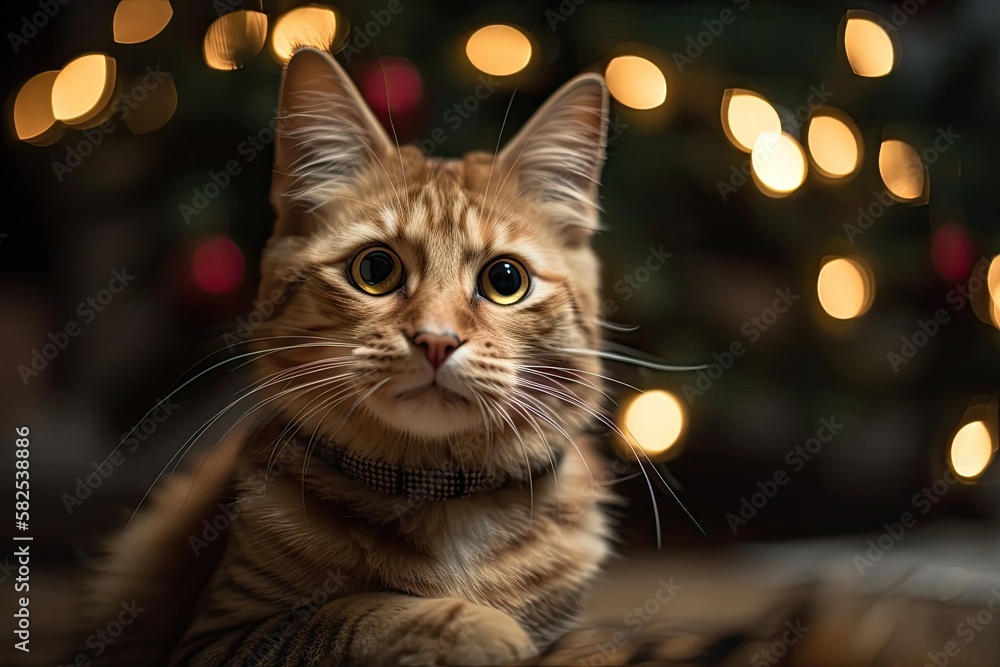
359, 251, 394, 285
488, 262, 521, 296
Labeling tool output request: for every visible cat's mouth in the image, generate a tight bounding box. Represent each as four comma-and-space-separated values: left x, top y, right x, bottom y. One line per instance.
394, 381, 468, 404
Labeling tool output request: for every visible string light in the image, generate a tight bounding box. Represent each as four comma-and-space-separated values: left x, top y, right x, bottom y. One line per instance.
605, 56, 667, 110
203, 10, 268, 71
807, 111, 862, 178
843, 13, 896, 77
722, 89, 780, 153
113, 0, 173, 44
751, 131, 807, 196
621, 390, 686, 459
51, 54, 117, 127
879, 139, 926, 201
949, 421, 993, 481
465, 25, 532, 76
271, 5, 338, 64
817, 257, 874, 320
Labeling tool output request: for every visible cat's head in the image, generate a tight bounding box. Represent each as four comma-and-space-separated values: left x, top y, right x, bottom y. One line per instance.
254, 48, 609, 468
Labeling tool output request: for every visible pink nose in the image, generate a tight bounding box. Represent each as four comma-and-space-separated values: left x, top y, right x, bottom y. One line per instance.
413, 331, 461, 369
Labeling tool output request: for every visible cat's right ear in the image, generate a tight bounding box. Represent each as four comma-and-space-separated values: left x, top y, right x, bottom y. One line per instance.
270, 47, 394, 237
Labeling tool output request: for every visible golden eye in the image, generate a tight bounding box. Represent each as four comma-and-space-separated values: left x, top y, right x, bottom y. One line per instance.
479, 258, 529, 305
349, 246, 403, 295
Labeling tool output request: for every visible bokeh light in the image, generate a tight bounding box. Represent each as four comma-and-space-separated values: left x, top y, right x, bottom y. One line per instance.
13, 71, 63, 145
192, 236, 246, 295
123, 72, 178, 134
988, 256, 1000, 328
622, 390, 686, 458
817, 257, 875, 320
843, 14, 896, 77
203, 10, 268, 71
931, 222, 973, 282
949, 420, 993, 481
807, 111, 862, 178
879, 139, 926, 201
362, 57, 423, 114
271, 5, 338, 65
113, 0, 173, 44
751, 131, 807, 196
721, 89, 780, 153
465, 24, 532, 77
605, 56, 667, 110
51, 54, 117, 126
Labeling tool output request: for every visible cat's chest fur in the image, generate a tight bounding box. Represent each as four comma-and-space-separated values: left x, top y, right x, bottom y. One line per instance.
186, 441, 610, 646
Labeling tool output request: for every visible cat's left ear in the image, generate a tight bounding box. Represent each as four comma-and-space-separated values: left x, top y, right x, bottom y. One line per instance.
497, 73, 609, 242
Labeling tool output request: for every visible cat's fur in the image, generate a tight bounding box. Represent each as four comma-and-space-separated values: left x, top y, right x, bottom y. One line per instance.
88, 47, 614, 666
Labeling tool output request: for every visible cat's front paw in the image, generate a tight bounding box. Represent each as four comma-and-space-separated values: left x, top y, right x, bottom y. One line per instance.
395, 600, 537, 666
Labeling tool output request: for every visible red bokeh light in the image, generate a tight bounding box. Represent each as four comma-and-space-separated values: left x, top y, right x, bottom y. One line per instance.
362, 57, 423, 114
931, 222, 973, 282
192, 235, 245, 295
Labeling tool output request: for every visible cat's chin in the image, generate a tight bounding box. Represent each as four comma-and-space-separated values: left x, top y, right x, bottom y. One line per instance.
372, 382, 480, 438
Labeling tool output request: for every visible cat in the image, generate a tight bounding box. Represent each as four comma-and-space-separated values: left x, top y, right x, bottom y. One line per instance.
84, 46, 615, 667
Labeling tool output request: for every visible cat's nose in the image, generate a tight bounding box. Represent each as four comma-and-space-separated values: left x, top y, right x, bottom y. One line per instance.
413, 331, 462, 369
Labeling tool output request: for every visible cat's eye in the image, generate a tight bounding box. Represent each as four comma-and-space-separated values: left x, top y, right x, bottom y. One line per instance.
349, 246, 404, 295
479, 258, 529, 305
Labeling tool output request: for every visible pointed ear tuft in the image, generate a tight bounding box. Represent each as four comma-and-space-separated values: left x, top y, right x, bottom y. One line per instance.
497, 73, 609, 238
270, 47, 394, 236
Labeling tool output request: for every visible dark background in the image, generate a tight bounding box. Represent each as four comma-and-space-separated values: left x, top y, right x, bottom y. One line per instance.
1, 0, 998, 569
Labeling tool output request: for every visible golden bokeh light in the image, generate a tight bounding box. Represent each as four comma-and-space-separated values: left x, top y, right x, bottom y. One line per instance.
51, 54, 117, 127
721, 89, 781, 153
843, 15, 896, 77
605, 56, 667, 110
113, 0, 173, 44
879, 139, 925, 201
123, 72, 177, 134
950, 421, 993, 481
13, 71, 63, 145
465, 24, 532, 77
988, 256, 1000, 328
622, 390, 686, 458
271, 5, 338, 64
203, 10, 268, 71
807, 111, 862, 178
751, 131, 807, 196
817, 257, 875, 320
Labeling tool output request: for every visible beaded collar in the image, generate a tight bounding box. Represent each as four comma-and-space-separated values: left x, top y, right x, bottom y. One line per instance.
306, 437, 558, 502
